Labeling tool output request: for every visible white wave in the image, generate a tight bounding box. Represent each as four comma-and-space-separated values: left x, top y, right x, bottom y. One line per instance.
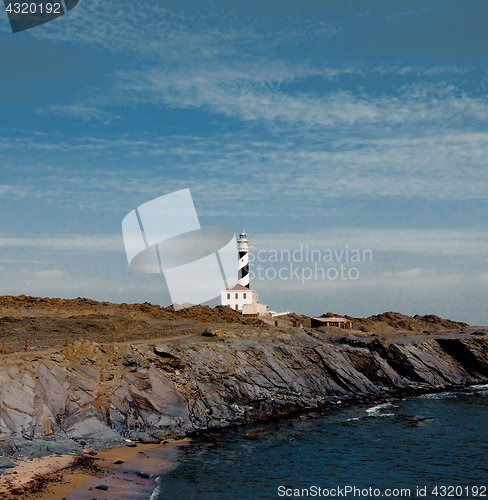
150, 478, 162, 500
418, 392, 456, 400
365, 402, 393, 416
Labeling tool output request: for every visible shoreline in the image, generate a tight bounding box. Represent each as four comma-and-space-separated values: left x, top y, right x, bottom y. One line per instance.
2, 382, 487, 499
1, 438, 187, 500
0, 325, 487, 499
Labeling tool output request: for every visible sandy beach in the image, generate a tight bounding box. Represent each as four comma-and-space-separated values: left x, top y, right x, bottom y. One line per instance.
0, 439, 187, 500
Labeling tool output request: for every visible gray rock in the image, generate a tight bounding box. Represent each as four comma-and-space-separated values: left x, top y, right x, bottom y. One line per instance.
135, 471, 150, 479
1, 331, 488, 459
0, 443, 14, 456
0, 458, 17, 468
128, 431, 159, 443
80, 429, 126, 450
15, 439, 50, 458
46, 440, 83, 455
66, 417, 112, 439
123, 351, 138, 367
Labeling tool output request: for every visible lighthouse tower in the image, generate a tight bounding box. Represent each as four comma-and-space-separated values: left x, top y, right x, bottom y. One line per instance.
237, 229, 250, 288
221, 229, 267, 315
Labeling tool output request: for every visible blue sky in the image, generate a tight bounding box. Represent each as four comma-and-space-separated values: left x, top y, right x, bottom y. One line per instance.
0, 0, 487, 323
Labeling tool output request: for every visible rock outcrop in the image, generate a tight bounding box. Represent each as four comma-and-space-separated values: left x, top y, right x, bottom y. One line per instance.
0, 326, 487, 457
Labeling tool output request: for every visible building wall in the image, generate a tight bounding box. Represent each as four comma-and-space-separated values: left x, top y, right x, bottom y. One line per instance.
221, 289, 257, 311
242, 302, 268, 316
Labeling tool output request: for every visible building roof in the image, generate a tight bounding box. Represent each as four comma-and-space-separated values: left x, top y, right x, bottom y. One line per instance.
312, 317, 350, 323
225, 284, 253, 291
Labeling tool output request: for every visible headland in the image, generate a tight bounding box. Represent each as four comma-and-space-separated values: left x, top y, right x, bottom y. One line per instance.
0, 295, 486, 498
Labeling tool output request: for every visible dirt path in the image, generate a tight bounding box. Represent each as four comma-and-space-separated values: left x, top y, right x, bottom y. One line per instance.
0, 333, 198, 358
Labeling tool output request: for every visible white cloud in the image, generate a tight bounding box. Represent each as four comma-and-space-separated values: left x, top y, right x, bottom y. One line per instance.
23, 0, 484, 136
36, 105, 119, 123
253, 264, 488, 324
114, 68, 488, 131
0, 259, 43, 264
0, 262, 171, 305
253, 267, 467, 293
353, 268, 466, 290
1, 2, 486, 217
0, 185, 14, 195
250, 229, 488, 257
28, 0, 339, 57
1, 125, 488, 208
0, 235, 124, 252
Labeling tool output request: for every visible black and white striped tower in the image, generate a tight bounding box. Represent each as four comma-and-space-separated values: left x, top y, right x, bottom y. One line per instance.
237, 229, 250, 288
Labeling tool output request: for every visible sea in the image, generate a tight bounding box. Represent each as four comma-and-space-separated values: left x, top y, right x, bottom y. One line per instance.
152, 385, 488, 500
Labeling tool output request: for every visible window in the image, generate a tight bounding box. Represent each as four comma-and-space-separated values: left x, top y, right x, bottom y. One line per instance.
227, 293, 230, 299
243, 292, 246, 299
235, 293, 238, 299
235, 304, 238, 310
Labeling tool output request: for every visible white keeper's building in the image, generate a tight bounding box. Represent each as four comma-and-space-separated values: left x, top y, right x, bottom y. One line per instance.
221, 284, 268, 316
221, 283, 256, 311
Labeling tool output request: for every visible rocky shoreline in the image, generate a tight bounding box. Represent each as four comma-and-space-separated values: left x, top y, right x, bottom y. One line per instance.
0, 325, 487, 460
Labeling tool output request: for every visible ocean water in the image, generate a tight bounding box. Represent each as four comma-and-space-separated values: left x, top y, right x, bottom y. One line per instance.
154, 385, 488, 500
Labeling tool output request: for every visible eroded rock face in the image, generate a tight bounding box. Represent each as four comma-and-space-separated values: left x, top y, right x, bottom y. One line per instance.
0, 330, 487, 455
0, 341, 190, 452
138, 333, 488, 429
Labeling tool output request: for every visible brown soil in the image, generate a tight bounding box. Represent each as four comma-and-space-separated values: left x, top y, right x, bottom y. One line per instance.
314, 311, 468, 335
0, 295, 248, 352
0, 294, 472, 353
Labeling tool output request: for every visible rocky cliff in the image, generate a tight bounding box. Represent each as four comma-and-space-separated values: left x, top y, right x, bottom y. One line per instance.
0, 326, 487, 457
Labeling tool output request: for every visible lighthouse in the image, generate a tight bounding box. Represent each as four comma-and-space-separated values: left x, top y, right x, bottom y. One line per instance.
237, 229, 250, 288
221, 229, 267, 315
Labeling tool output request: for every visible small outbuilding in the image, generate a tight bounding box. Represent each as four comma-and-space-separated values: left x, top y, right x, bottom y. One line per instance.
242, 302, 268, 317
311, 317, 353, 329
